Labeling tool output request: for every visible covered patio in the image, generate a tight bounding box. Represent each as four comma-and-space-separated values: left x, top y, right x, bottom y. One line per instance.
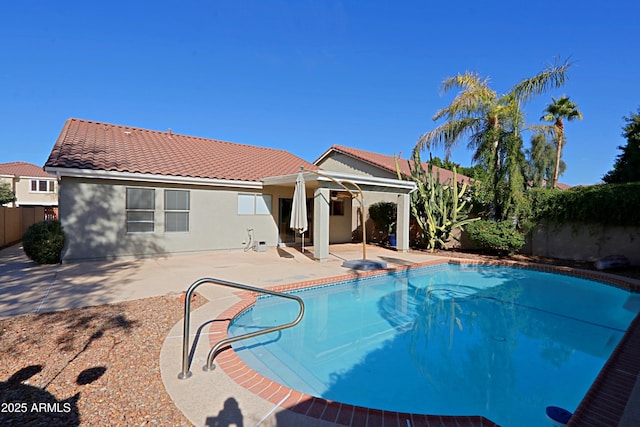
262, 169, 416, 263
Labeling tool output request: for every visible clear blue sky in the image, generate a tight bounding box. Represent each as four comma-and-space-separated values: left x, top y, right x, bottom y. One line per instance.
1, 1, 638, 186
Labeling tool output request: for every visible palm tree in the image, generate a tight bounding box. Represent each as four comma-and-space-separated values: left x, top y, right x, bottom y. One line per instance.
416, 59, 571, 219
541, 96, 583, 188
525, 132, 565, 188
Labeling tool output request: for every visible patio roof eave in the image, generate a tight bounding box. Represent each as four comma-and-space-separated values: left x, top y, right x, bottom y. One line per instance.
261, 170, 416, 193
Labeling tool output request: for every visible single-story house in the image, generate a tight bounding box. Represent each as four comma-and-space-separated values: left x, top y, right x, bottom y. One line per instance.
45, 118, 416, 262
0, 162, 58, 210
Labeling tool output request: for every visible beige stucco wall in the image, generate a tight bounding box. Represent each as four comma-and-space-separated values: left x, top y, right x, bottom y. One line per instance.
529, 222, 640, 266
59, 177, 358, 261
329, 196, 353, 243
317, 153, 397, 179
59, 178, 282, 261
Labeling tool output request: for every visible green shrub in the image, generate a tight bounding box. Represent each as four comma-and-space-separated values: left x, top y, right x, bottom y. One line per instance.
465, 220, 525, 255
526, 183, 640, 227
0, 182, 17, 205
368, 201, 396, 245
22, 220, 65, 264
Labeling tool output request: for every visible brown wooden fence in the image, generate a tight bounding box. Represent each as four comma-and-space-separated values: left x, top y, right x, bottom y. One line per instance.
0, 206, 49, 249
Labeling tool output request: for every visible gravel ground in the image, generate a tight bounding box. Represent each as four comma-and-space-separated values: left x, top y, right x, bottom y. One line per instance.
0, 293, 205, 427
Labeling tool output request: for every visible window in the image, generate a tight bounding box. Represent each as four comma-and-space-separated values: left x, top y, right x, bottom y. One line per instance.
30, 179, 55, 193
126, 188, 155, 233
165, 190, 190, 232
238, 193, 272, 215
330, 200, 345, 216
237, 194, 255, 215
256, 194, 272, 215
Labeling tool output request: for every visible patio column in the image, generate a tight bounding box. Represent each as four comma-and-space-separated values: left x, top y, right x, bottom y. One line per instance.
396, 193, 410, 252
313, 187, 330, 262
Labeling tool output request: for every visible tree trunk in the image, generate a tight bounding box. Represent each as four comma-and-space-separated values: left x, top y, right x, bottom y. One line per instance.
552, 119, 564, 188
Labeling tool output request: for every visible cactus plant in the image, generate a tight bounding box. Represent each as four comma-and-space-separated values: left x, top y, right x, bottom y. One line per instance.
396, 150, 477, 251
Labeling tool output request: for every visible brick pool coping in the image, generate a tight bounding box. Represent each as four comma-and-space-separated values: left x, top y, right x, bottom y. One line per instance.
209, 258, 640, 426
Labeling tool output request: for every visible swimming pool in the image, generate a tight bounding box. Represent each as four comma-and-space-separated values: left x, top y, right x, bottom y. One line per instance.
227, 262, 640, 426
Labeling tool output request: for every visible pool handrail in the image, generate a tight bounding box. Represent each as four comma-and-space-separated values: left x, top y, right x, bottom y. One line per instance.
178, 277, 305, 380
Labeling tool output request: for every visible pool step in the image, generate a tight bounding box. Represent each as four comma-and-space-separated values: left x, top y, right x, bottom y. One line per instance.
231, 331, 328, 396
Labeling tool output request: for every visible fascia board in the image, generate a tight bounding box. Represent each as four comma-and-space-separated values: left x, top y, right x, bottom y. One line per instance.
45, 167, 263, 189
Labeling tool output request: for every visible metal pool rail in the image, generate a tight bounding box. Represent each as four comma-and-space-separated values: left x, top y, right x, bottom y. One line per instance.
178, 277, 305, 380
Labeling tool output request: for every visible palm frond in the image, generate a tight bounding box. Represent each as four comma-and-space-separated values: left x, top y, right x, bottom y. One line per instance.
416, 117, 481, 158
440, 71, 488, 93
510, 58, 571, 105
434, 72, 497, 122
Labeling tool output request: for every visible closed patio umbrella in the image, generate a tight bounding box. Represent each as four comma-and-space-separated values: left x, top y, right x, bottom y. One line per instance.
290, 170, 308, 252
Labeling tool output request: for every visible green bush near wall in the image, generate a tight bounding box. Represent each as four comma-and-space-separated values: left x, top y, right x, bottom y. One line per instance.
527, 183, 640, 227
22, 220, 65, 264
368, 201, 397, 245
465, 220, 525, 255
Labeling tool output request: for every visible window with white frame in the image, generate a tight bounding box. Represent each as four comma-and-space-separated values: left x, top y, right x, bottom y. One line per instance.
237, 193, 272, 215
126, 188, 155, 233
165, 190, 190, 232
30, 179, 56, 193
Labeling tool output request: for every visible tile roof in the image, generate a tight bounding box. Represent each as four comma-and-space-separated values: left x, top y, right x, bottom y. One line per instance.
322, 145, 575, 189
45, 118, 318, 182
317, 145, 472, 184
0, 161, 54, 178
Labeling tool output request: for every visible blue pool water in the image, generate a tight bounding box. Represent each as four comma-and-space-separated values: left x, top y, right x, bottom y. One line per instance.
228, 264, 640, 426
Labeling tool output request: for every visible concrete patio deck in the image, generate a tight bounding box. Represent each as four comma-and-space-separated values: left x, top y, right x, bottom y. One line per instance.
0, 242, 440, 319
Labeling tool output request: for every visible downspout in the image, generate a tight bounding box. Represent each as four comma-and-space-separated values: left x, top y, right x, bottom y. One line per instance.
11, 175, 17, 207
54, 170, 61, 219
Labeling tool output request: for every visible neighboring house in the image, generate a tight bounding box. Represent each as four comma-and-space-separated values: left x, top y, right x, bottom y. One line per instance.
45, 118, 415, 262
0, 162, 58, 211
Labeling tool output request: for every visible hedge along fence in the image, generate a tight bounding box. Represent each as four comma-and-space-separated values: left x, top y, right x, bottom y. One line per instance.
525, 183, 640, 264
527, 182, 640, 227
